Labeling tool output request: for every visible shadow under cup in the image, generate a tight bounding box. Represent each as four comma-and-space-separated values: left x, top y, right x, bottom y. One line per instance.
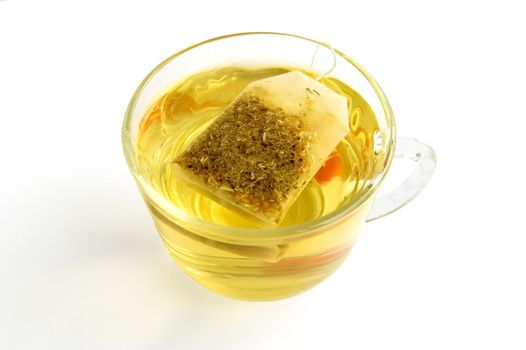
122, 33, 396, 300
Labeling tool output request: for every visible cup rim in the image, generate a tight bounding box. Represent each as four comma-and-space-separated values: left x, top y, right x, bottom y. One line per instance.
122, 32, 396, 240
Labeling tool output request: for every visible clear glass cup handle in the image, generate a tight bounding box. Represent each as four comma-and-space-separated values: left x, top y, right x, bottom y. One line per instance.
366, 137, 437, 222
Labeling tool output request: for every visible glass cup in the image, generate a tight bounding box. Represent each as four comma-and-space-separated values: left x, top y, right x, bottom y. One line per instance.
122, 32, 436, 300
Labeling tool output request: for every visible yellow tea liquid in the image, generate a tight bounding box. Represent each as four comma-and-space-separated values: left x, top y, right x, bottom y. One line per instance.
135, 66, 381, 299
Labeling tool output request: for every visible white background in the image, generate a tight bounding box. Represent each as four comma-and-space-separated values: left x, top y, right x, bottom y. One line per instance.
1, 1, 525, 349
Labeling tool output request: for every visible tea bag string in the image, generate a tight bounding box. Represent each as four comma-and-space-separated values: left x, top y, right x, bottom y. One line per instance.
310, 43, 337, 82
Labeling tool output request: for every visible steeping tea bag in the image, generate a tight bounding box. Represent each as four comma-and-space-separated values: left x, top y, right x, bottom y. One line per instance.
173, 71, 349, 226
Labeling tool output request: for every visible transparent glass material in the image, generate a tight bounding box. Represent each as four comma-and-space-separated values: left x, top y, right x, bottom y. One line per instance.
122, 33, 436, 300
367, 137, 436, 221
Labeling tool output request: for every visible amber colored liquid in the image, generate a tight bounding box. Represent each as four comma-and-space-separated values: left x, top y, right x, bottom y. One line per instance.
136, 66, 380, 299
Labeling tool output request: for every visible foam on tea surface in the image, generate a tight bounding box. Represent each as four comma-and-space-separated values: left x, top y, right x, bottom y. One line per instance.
172, 71, 349, 226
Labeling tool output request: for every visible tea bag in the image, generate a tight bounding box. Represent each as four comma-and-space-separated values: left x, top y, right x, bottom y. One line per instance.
173, 71, 349, 226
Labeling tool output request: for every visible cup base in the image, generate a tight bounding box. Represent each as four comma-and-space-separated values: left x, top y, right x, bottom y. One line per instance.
146, 194, 361, 301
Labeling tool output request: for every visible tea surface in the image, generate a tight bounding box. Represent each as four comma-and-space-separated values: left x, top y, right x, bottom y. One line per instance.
136, 66, 380, 228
